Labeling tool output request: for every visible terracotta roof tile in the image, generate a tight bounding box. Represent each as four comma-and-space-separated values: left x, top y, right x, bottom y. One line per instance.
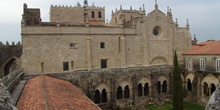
16, 76, 101, 110
183, 40, 220, 55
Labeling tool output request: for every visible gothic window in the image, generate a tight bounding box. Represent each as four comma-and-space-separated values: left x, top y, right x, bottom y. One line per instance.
92, 11, 95, 18
158, 81, 161, 94
200, 58, 206, 71
63, 62, 69, 71
117, 86, 122, 99
98, 11, 101, 18
138, 83, 142, 96
144, 83, 149, 96
124, 85, 130, 98
94, 90, 100, 104
101, 59, 107, 68
203, 82, 209, 96
162, 80, 167, 93
102, 89, 107, 103
187, 79, 192, 91
211, 83, 216, 95
216, 59, 220, 72
100, 42, 105, 48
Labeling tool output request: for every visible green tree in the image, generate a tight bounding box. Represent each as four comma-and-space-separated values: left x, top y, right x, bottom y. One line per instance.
173, 51, 183, 110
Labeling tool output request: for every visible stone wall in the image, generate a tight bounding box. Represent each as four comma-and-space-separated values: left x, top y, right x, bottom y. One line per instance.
0, 42, 22, 77
23, 65, 173, 109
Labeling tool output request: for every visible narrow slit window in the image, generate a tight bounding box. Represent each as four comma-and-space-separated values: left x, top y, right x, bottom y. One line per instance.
92, 11, 95, 18
98, 11, 101, 18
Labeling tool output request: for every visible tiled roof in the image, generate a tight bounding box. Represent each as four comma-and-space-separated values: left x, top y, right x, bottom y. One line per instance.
183, 40, 220, 55
16, 76, 101, 110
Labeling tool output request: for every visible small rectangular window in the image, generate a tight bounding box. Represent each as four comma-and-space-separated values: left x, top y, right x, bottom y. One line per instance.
100, 42, 105, 48
200, 58, 206, 71
216, 59, 220, 72
63, 62, 69, 71
70, 43, 76, 47
101, 60, 107, 68
185, 58, 192, 70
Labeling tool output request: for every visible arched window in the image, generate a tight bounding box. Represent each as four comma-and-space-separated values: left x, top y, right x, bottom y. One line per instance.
138, 83, 142, 96
117, 86, 122, 99
203, 82, 209, 96
94, 90, 100, 103
92, 11, 95, 18
102, 89, 107, 103
211, 83, 216, 95
124, 85, 130, 98
98, 11, 101, 18
162, 80, 167, 93
158, 81, 161, 94
144, 83, 149, 96
187, 79, 192, 91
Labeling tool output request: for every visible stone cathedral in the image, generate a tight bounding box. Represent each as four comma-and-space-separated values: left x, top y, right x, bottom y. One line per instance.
21, 0, 192, 109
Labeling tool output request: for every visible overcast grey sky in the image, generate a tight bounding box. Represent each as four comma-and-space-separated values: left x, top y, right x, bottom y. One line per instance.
0, 0, 220, 44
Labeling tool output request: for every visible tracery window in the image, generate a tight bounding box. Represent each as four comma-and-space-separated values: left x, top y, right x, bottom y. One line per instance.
200, 58, 206, 71
216, 59, 220, 72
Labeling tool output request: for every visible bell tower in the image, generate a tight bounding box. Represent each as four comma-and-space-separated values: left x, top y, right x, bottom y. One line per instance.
84, 0, 88, 7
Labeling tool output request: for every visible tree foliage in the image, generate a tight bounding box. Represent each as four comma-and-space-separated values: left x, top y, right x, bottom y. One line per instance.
173, 51, 183, 110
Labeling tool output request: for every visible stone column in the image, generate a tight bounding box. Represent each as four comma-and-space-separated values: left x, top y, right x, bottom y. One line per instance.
142, 86, 145, 96
120, 37, 126, 68
149, 86, 152, 96
201, 85, 204, 98
122, 90, 124, 99
86, 37, 92, 70
160, 85, 162, 93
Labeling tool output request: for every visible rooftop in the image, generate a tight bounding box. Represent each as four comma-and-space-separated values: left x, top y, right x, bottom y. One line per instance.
182, 40, 220, 55
16, 75, 101, 110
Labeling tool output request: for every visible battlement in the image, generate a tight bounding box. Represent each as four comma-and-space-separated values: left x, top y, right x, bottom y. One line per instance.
0, 41, 21, 46
51, 4, 105, 9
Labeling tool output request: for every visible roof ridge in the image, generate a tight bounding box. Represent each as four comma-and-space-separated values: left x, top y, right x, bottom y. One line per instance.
42, 76, 49, 110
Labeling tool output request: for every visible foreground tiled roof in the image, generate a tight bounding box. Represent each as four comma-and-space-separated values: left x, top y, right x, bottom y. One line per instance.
183, 40, 220, 55
16, 76, 101, 110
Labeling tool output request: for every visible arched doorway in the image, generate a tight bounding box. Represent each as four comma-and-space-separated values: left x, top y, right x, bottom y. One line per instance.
102, 89, 107, 103
203, 82, 209, 96
162, 80, 167, 93
124, 85, 130, 98
94, 90, 100, 103
144, 83, 149, 96
211, 84, 216, 95
117, 86, 122, 99
158, 81, 161, 94
138, 83, 142, 96
187, 79, 192, 91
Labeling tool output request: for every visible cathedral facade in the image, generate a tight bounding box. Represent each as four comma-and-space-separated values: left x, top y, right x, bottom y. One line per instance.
21, 1, 193, 109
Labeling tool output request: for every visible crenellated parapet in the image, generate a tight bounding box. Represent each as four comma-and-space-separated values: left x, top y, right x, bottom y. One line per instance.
0, 41, 21, 46
50, 2, 105, 24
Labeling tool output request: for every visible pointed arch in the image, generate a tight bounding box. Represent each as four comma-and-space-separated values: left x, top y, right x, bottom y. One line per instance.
94, 90, 100, 104
0, 56, 18, 78
138, 83, 142, 96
